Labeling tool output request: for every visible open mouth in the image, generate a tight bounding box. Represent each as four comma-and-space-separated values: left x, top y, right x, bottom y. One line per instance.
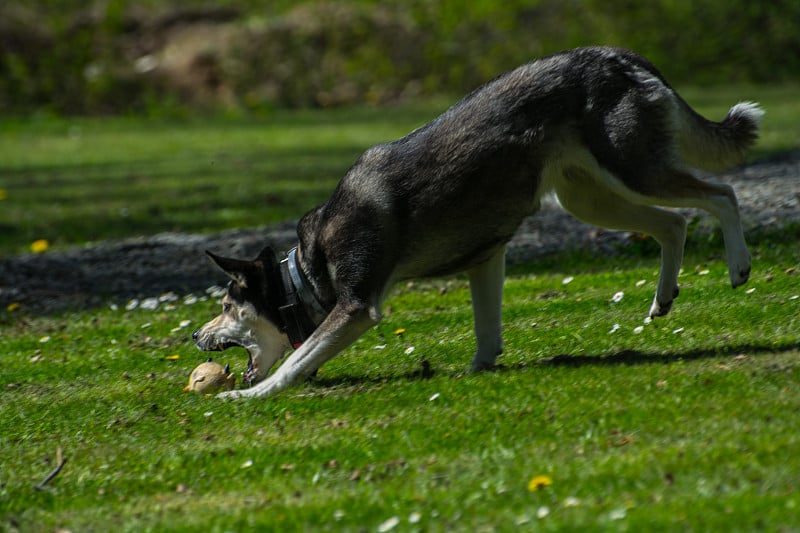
218, 340, 241, 351
209, 341, 258, 387
199, 339, 241, 352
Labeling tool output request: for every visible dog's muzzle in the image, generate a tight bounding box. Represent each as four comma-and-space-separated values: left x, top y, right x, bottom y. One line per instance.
192, 330, 240, 352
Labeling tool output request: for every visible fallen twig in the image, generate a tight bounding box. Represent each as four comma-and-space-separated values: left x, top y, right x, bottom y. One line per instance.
34, 446, 67, 491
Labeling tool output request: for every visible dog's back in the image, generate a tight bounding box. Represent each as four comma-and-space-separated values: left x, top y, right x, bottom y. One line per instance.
302, 47, 760, 283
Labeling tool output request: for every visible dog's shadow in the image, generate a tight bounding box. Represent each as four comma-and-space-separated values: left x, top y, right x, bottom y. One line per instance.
306, 341, 800, 390
536, 341, 800, 368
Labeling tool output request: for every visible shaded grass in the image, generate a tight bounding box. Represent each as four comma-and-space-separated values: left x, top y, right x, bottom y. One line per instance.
1, 238, 799, 531
0, 104, 444, 255
1, 84, 798, 255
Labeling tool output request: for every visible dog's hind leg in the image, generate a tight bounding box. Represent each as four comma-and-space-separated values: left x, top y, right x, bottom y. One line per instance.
218, 302, 380, 399
644, 171, 751, 289
467, 246, 506, 371
554, 168, 687, 318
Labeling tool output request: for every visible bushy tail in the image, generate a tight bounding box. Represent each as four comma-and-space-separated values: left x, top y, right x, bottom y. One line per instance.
677, 100, 764, 171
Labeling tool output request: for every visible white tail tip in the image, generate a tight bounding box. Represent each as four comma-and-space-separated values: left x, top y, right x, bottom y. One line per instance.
730, 101, 765, 126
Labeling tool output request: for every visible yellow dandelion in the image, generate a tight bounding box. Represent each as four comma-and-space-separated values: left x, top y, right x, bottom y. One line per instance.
393, 328, 406, 335
0, 189, 7, 200
528, 475, 553, 491
31, 239, 50, 253
6, 302, 20, 312
165, 354, 180, 360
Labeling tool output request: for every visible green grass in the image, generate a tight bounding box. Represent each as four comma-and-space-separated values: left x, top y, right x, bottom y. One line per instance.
0, 104, 446, 256
1, 84, 798, 255
1, 86, 800, 531
1, 240, 799, 532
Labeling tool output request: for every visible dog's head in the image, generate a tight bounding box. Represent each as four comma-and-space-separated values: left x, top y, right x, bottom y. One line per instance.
192, 246, 292, 384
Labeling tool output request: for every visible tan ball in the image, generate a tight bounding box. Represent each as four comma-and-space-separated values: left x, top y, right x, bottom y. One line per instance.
184, 358, 236, 394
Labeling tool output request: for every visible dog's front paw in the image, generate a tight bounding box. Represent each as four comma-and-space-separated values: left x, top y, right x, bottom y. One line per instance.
470, 360, 497, 372
730, 263, 751, 288
728, 248, 751, 288
216, 389, 247, 400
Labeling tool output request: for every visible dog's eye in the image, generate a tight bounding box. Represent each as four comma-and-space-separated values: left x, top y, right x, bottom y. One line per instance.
222, 302, 232, 313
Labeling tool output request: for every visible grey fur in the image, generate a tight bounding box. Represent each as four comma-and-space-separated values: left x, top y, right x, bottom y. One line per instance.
194, 46, 762, 399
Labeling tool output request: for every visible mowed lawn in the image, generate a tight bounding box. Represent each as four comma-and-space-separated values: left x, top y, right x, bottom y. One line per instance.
1, 84, 798, 256
1, 86, 799, 531
0, 104, 441, 256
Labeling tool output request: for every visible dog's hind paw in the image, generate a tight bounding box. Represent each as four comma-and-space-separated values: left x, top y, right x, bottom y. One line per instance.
648, 300, 672, 318
649, 286, 680, 318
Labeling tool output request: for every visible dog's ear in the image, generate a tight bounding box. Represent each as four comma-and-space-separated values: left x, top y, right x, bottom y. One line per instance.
254, 246, 279, 274
205, 250, 252, 288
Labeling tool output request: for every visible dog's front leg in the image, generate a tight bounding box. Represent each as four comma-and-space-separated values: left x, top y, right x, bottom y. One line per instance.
467, 247, 506, 371
217, 302, 380, 399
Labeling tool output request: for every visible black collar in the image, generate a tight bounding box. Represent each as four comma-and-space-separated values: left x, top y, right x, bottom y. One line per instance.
277, 247, 327, 348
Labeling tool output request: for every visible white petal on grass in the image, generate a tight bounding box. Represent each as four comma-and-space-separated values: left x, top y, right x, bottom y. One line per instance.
183, 295, 198, 305
170, 321, 191, 333
515, 516, 531, 526
633, 326, 644, 334
404, 346, 416, 355
612, 291, 624, 303
562, 276, 574, 285
643, 316, 653, 324
140, 297, 159, 310
241, 459, 253, 469
537, 506, 550, 519
39, 336, 51, 343
635, 279, 647, 287
609, 508, 627, 521
563, 496, 581, 507
377, 516, 400, 532
408, 512, 421, 524
672, 327, 684, 334
746, 287, 756, 294
609, 324, 621, 334
698, 269, 710, 276
429, 392, 440, 401
790, 295, 799, 300
125, 299, 139, 311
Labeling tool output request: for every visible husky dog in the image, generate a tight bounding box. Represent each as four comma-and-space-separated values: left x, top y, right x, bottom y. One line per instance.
193, 46, 762, 399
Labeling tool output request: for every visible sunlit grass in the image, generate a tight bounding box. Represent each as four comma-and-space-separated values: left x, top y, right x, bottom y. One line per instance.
1, 237, 799, 531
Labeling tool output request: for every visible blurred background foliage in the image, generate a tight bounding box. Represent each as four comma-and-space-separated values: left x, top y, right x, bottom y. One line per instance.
2, 0, 799, 115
